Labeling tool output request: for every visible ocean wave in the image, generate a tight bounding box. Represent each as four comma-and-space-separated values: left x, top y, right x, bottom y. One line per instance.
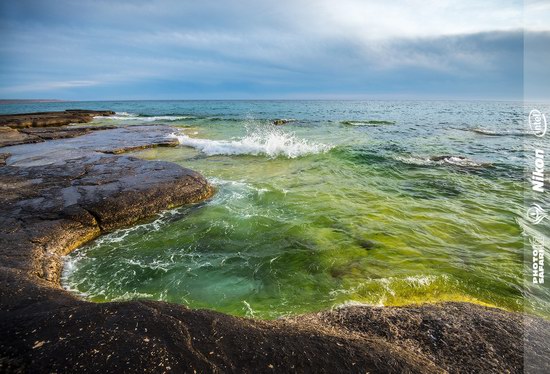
395, 155, 488, 168
341, 120, 395, 126
329, 275, 447, 303
169, 127, 332, 158
98, 112, 194, 122
470, 128, 528, 136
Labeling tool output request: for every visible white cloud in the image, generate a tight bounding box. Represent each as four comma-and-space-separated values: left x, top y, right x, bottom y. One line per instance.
0, 0, 542, 98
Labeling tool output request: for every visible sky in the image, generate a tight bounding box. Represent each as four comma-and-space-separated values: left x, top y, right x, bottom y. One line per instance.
0, 0, 548, 100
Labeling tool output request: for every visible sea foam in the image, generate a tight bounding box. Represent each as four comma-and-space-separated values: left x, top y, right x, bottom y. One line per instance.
98, 112, 193, 122
395, 155, 487, 168
169, 127, 332, 158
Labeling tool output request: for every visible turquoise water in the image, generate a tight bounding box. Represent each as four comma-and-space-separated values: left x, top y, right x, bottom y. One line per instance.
4, 100, 547, 318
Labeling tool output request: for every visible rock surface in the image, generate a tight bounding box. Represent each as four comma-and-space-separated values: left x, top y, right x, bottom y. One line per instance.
0, 113, 549, 373
0, 110, 117, 147
0, 109, 114, 129
2, 125, 180, 165
0, 125, 118, 147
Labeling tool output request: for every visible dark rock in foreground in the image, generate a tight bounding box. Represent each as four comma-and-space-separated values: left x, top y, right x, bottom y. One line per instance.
0, 116, 549, 373
0, 109, 114, 129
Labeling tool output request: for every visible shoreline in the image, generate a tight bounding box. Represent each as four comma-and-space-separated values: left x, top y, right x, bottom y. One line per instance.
1, 111, 549, 373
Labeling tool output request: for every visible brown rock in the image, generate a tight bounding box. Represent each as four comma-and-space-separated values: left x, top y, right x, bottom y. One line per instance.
0, 153, 9, 166
0, 109, 115, 129
0, 126, 42, 147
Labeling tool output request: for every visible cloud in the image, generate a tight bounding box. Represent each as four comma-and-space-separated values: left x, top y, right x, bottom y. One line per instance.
0, 0, 546, 99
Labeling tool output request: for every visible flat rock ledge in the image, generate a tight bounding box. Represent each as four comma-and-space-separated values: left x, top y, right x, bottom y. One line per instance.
0, 110, 116, 147
0, 110, 115, 129
0, 118, 549, 373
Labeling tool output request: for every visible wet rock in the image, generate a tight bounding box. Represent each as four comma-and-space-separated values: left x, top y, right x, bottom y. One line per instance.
0, 125, 117, 148
272, 119, 291, 125
430, 155, 461, 162
0, 153, 9, 166
0, 109, 114, 129
3, 125, 182, 166
101, 138, 179, 154
0, 154, 213, 282
0, 126, 42, 147
19, 125, 117, 140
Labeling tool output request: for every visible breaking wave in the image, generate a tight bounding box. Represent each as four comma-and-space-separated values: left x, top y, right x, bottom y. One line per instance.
169, 127, 332, 158
395, 155, 488, 168
470, 128, 528, 136
99, 112, 194, 122
341, 119, 395, 126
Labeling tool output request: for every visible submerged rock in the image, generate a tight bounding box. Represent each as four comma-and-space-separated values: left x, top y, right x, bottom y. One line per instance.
272, 119, 291, 125
357, 238, 378, 250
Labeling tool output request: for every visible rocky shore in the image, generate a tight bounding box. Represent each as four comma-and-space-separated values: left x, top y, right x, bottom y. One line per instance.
0, 109, 114, 128
0, 111, 549, 373
0, 110, 116, 147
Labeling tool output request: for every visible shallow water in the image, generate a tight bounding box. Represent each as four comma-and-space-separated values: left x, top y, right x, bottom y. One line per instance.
4, 100, 546, 319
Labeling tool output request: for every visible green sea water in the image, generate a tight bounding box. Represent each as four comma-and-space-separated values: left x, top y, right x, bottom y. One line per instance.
27, 100, 546, 319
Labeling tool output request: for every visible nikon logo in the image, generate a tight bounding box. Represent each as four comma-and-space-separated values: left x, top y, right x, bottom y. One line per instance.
532, 149, 545, 193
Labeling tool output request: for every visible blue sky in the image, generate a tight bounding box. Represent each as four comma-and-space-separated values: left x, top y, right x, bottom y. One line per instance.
0, 0, 548, 100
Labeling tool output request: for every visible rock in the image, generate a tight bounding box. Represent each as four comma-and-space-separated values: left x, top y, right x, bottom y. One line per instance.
0, 109, 114, 129
0, 156, 213, 282
272, 119, 291, 125
0, 126, 42, 147
0, 124, 118, 148
430, 155, 461, 162
19, 125, 117, 140
0, 153, 9, 166
101, 137, 179, 154
3, 126, 181, 164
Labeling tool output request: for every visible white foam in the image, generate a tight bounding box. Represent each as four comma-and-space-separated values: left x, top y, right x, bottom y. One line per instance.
169, 127, 332, 158
471, 128, 527, 136
242, 300, 256, 317
394, 156, 435, 166
442, 156, 484, 167
395, 155, 485, 167
97, 112, 193, 122
404, 275, 439, 287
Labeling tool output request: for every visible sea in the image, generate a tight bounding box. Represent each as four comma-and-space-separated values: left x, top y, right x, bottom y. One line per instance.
2, 100, 548, 319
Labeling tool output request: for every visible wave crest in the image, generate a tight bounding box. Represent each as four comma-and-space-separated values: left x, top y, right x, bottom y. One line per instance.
98, 112, 194, 122
395, 155, 488, 167
169, 127, 332, 158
